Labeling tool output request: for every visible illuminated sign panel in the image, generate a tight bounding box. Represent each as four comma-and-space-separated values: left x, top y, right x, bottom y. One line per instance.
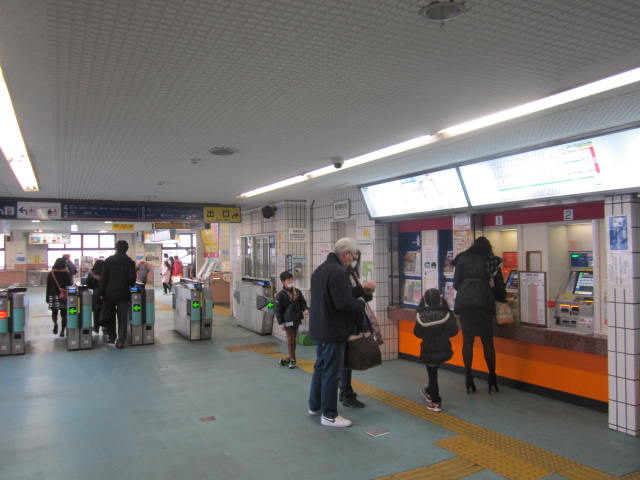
361, 168, 468, 219
459, 127, 640, 206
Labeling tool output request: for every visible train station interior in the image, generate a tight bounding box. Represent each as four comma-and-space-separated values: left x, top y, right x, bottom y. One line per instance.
1, 1, 639, 479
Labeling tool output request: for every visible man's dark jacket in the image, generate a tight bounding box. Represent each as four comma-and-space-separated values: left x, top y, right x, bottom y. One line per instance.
99, 252, 136, 302
309, 253, 365, 343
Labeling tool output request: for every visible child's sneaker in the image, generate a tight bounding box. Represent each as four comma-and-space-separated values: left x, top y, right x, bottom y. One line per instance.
427, 401, 442, 412
288, 359, 297, 369
419, 387, 431, 403
278, 358, 290, 366
420, 387, 442, 411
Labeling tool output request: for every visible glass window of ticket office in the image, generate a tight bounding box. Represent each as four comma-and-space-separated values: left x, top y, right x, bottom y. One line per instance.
241, 234, 276, 279
162, 233, 197, 269
47, 234, 116, 275
0, 234, 5, 269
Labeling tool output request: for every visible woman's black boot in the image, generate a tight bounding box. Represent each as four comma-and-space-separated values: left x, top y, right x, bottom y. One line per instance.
465, 373, 476, 393
52, 320, 58, 335
487, 372, 499, 393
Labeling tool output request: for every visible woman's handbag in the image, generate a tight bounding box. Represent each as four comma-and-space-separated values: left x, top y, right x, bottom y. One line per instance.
495, 300, 514, 325
345, 332, 382, 371
51, 272, 68, 300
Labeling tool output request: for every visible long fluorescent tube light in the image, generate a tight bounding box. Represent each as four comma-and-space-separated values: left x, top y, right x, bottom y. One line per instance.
439, 66, 640, 138
239, 66, 640, 198
0, 65, 39, 191
238, 175, 307, 198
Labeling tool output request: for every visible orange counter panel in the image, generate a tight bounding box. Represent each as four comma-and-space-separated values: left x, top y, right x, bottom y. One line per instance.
399, 319, 607, 402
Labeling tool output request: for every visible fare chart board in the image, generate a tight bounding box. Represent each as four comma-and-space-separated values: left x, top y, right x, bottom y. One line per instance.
361, 168, 468, 218
459, 127, 640, 206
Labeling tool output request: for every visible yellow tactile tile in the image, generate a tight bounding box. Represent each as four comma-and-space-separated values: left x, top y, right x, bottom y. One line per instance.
236, 343, 638, 480
436, 436, 550, 480
374, 456, 482, 480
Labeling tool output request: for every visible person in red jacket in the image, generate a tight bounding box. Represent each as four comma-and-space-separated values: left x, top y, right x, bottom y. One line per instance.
172, 255, 183, 279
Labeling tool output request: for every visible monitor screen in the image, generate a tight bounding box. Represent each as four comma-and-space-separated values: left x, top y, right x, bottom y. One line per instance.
506, 270, 519, 289
360, 168, 468, 219
459, 127, 640, 207
573, 271, 594, 296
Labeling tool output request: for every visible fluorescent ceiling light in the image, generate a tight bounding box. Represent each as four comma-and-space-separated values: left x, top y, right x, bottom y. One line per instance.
439, 66, 640, 138
104, 220, 112, 223
238, 175, 307, 198
31, 219, 40, 223
239, 67, 640, 198
0, 65, 39, 191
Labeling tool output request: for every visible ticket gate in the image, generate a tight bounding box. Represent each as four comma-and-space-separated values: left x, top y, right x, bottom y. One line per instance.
173, 280, 213, 341
236, 278, 275, 334
66, 286, 93, 351
0, 287, 28, 356
128, 284, 155, 346
553, 252, 595, 334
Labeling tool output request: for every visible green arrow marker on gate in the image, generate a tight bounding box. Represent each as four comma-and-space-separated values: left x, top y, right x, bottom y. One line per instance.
69, 307, 78, 315
267, 302, 275, 309
133, 304, 141, 312
192, 301, 201, 309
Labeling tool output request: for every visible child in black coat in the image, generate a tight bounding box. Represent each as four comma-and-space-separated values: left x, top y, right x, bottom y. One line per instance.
274, 271, 308, 369
414, 288, 459, 412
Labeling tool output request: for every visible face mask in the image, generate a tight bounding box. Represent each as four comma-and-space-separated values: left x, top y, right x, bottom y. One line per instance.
285, 282, 294, 289
351, 260, 358, 269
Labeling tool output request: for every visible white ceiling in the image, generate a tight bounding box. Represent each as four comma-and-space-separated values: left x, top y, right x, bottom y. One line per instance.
1, 0, 640, 207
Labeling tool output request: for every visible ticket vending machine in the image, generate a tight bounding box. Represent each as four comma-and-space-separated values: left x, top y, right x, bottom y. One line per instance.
128, 284, 155, 346
173, 280, 214, 341
505, 270, 520, 324
553, 252, 595, 333
0, 287, 28, 356
66, 286, 93, 351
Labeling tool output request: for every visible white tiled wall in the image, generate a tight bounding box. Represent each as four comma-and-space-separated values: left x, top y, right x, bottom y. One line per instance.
310, 189, 396, 360
605, 195, 640, 437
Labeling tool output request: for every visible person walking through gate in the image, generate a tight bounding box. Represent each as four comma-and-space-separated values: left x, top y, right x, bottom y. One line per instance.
46, 258, 73, 337
99, 240, 136, 349
161, 257, 172, 294
308, 237, 365, 428
86, 259, 105, 334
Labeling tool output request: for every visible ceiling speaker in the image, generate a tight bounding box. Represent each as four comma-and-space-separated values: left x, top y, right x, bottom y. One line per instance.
261, 206, 277, 219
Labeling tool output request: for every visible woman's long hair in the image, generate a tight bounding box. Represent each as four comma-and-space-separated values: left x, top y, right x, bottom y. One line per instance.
467, 236, 493, 256
91, 259, 105, 275
52, 258, 67, 270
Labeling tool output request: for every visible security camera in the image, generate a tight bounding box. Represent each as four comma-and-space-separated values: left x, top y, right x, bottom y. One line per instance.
331, 156, 344, 169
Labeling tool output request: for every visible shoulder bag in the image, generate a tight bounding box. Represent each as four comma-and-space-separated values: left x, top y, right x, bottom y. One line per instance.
345, 332, 382, 371
495, 300, 514, 325
51, 272, 68, 300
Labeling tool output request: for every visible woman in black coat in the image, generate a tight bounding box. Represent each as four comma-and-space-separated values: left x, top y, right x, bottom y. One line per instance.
46, 258, 73, 337
453, 237, 507, 393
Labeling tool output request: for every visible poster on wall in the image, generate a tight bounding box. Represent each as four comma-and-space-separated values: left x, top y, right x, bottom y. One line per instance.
607, 252, 632, 288
201, 225, 220, 258
608, 215, 628, 251
519, 271, 546, 326
357, 242, 375, 312
402, 279, 423, 305
402, 251, 421, 276
452, 214, 472, 256
421, 231, 439, 291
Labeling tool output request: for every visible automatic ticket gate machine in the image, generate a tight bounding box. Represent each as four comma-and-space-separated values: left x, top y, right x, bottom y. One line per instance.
128, 284, 155, 346
0, 287, 28, 356
173, 280, 213, 341
553, 252, 595, 333
66, 286, 93, 351
236, 278, 275, 335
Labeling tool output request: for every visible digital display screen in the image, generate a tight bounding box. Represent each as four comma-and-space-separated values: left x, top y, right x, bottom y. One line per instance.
360, 168, 468, 219
506, 270, 519, 290
573, 271, 594, 296
459, 127, 640, 206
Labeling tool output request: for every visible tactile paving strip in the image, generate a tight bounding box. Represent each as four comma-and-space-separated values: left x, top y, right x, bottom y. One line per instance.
375, 456, 482, 480
224, 342, 280, 352
237, 344, 637, 480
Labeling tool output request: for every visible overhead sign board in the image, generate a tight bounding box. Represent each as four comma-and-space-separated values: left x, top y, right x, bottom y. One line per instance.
28, 233, 71, 245
112, 224, 134, 231
17, 202, 62, 220
203, 206, 241, 223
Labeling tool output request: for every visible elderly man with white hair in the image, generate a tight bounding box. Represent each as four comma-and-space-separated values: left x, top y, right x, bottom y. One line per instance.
308, 237, 365, 427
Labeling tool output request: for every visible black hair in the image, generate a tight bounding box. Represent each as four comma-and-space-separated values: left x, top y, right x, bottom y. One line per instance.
91, 259, 105, 274
52, 258, 67, 270
115, 240, 129, 253
423, 288, 450, 310
280, 271, 293, 282
467, 236, 493, 256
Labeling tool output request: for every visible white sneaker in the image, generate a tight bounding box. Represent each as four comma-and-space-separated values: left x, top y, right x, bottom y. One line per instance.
321, 415, 352, 427
308, 408, 321, 415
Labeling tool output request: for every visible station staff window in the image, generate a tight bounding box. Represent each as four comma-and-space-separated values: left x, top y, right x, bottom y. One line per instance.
47, 234, 116, 274
162, 233, 197, 267
241, 234, 276, 279
0, 235, 5, 270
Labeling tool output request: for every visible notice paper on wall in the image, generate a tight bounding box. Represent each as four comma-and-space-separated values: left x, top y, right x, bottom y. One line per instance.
519, 271, 546, 326
607, 252, 632, 288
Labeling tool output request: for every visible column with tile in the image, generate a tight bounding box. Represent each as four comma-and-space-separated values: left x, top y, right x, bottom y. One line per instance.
605, 194, 640, 436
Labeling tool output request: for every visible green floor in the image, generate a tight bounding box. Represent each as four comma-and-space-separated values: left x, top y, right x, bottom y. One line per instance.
0, 288, 638, 480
